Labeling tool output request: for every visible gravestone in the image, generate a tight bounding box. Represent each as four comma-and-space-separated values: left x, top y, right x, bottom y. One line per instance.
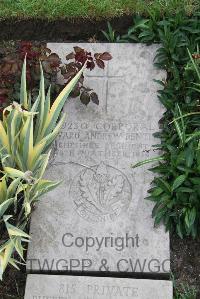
26, 42, 170, 282
25, 274, 173, 299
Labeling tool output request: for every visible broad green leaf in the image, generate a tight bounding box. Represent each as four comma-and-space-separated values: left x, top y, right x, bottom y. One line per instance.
172, 175, 186, 191
155, 178, 171, 196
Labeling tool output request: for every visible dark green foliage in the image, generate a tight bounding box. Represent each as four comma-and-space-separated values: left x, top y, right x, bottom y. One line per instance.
103, 12, 200, 238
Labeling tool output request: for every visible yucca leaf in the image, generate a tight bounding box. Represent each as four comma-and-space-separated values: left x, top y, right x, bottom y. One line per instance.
34, 63, 46, 143
14, 149, 26, 172
0, 120, 9, 153
30, 113, 65, 169
4, 167, 25, 179
4, 220, 30, 239
32, 179, 61, 202
7, 108, 22, 157
42, 65, 84, 137
42, 112, 66, 152
0, 177, 7, 204
8, 257, 21, 270
31, 95, 40, 113
20, 57, 28, 109
28, 140, 46, 171
13, 237, 25, 261
0, 198, 14, 218
7, 178, 21, 198
42, 85, 51, 130
34, 151, 51, 180
20, 114, 34, 169
0, 240, 15, 279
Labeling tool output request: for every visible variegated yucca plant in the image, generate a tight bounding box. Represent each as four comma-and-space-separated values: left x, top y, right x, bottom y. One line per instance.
0, 58, 84, 280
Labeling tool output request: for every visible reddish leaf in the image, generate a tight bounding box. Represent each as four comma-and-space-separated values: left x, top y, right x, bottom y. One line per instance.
66, 52, 75, 60
94, 53, 101, 60
99, 52, 112, 61
45, 47, 52, 54
90, 92, 99, 105
46, 53, 61, 67
80, 91, 90, 105
96, 59, 105, 69
86, 61, 95, 71
74, 46, 84, 53
75, 51, 87, 64
71, 84, 81, 98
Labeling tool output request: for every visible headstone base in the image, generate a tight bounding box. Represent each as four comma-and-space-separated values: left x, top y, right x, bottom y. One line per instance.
25, 274, 173, 299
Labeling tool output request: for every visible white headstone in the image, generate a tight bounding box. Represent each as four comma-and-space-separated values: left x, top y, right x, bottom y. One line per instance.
27, 43, 169, 275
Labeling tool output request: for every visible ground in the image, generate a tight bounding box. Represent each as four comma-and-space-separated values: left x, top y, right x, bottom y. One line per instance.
171, 235, 200, 296
0, 267, 26, 299
0, 0, 199, 20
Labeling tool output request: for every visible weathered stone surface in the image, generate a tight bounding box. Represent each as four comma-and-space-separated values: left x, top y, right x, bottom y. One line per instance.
27, 43, 170, 274
25, 274, 173, 299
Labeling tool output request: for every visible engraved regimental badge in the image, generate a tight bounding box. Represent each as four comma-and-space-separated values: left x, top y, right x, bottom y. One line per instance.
70, 162, 132, 223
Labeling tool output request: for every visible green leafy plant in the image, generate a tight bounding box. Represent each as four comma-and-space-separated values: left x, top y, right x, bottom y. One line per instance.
103, 13, 200, 238
0, 58, 84, 280
102, 22, 124, 42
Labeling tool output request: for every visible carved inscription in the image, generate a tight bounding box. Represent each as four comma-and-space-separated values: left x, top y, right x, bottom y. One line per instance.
55, 120, 157, 161
70, 162, 132, 222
